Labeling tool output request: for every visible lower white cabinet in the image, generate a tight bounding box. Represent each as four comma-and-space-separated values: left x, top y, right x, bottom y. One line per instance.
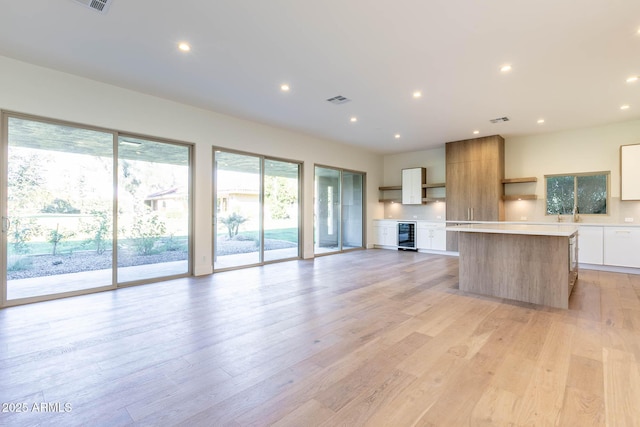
373, 220, 397, 246
416, 222, 446, 251
578, 226, 603, 265
604, 227, 640, 268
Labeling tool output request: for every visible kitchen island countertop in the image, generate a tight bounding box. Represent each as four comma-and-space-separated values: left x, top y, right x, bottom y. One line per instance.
446, 223, 578, 237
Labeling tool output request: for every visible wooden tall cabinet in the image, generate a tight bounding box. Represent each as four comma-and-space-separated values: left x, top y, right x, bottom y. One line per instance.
446, 135, 505, 251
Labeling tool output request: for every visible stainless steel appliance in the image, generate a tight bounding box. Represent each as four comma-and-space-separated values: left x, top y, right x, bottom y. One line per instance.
398, 221, 417, 251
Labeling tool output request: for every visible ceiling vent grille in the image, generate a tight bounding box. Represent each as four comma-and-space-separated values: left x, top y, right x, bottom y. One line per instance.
489, 116, 510, 123
326, 95, 351, 105
72, 0, 112, 14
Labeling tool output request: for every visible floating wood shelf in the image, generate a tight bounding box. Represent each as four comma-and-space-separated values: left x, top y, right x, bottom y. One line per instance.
502, 177, 537, 184
422, 197, 446, 203
502, 194, 537, 201
378, 185, 402, 203
422, 183, 446, 188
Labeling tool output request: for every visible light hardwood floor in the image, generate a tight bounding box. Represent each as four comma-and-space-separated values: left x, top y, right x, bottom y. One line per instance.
1, 249, 639, 426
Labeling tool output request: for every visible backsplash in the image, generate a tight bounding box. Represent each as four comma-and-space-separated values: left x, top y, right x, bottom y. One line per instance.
383, 201, 446, 221
505, 197, 640, 224
382, 198, 640, 224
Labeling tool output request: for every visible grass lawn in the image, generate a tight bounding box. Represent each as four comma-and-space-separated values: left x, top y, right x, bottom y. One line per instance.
9, 235, 189, 256
225, 227, 298, 243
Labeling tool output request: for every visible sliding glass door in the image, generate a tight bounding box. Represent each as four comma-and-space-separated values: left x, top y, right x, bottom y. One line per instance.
5, 116, 115, 301
2, 113, 192, 306
264, 159, 300, 262
314, 167, 341, 254
213, 151, 261, 269
314, 166, 365, 255
213, 149, 300, 270
342, 171, 364, 249
117, 136, 190, 283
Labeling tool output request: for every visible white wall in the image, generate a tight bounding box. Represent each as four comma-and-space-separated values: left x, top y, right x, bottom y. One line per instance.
505, 121, 640, 222
382, 147, 446, 220
0, 56, 384, 275
381, 122, 640, 223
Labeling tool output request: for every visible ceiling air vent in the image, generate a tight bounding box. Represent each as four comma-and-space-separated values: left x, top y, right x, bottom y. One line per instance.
326, 95, 351, 105
489, 116, 510, 123
72, 0, 112, 14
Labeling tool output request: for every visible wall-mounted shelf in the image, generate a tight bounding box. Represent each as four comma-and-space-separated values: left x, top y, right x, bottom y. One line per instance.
502, 194, 537, 201
502, 177, 537, 201
379, 179, 446, 203
378, 185, 401, 202
423, 182, 446, 203
501, 177, 537, 184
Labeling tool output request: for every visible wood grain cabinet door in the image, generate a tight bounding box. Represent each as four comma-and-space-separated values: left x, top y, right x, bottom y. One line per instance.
445, 135, 504, 250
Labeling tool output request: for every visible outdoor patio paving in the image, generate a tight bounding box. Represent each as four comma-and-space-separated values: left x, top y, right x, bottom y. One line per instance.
8, 247, 300, 301
8, 260, 188, 301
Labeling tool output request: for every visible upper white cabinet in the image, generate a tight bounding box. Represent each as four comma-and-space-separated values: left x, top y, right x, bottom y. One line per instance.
402, 167, 425, 205
578, 226, 603, 265
621, 143, 640, 200
604, 227, 640, 268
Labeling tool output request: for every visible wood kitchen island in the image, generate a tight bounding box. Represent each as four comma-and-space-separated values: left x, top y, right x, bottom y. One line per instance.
446, 223, 579, 309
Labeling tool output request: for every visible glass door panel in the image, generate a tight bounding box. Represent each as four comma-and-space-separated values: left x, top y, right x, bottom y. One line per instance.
214, 151, 261, 269
117, 136, 190, 283
342, 171, 364, 249
264, 159, 300, 262
6, 117, 114, 301
314, 167, 341, 254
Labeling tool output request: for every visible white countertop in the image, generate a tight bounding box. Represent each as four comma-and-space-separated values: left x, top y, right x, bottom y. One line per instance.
446, 223, 578, 237
373, 219, 640, 227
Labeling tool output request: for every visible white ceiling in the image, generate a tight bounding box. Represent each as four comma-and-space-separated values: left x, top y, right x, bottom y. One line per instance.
1, 0, 639, 154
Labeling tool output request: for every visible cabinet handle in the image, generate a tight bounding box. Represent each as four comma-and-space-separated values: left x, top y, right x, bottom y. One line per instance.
470, 208, 474, 221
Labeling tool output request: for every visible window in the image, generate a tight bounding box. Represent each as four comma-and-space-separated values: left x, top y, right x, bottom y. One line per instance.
546, 172, 608, 215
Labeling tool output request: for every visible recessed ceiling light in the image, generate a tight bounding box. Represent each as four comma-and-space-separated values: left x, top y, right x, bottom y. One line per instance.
626, 76, 639, 83
178, 42, 191, 52
621, 104, 630, 110
537, 119, 545, 124
413, 91, 422, 98
473, 130, 480, 135
394, 134, 401, 139
280, 84, 290, 92
350, 117, 357, 123
500, 64, 512, 73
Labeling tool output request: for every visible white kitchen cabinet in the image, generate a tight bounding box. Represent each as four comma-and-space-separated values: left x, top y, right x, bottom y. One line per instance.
402, 167, 425, 205
621, 143, 640, 200
432, 226, 446, 250
373, 220, 397, 247
416, 222, 446, 251
604, 227, 640, 268
416, 223, 429, 249
578, 226, 603, 265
